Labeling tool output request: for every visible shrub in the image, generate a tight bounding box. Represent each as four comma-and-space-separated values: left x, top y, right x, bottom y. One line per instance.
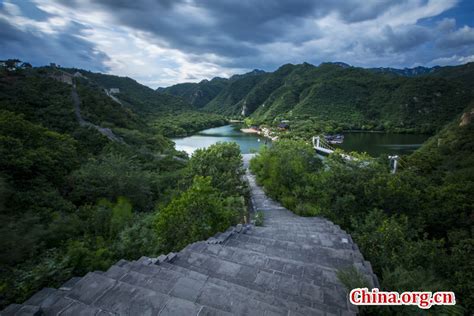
254, 211, 264, 226
155, 176, 237, 251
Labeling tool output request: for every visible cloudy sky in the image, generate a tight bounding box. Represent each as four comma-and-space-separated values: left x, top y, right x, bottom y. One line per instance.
1, 0, 474, 88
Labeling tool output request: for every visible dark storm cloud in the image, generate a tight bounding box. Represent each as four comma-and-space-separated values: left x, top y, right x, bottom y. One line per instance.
53, 0, 407, 59
383, 25, 433, 52
363, 25, 433, 56
0, 18, 109, 70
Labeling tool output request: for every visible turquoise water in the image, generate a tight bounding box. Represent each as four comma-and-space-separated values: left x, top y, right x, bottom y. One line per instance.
173, 125, 430, 156
172, 125, 271, 155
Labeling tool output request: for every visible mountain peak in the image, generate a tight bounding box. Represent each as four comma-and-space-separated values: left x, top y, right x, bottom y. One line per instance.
319, 61, 351, 68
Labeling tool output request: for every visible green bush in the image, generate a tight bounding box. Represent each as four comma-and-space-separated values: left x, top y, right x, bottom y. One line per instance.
155, 176, 237, 251
185, 142, 243, 197
254, 211, 264, 226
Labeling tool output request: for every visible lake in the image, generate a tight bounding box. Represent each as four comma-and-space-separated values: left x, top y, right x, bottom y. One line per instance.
173, 125, 430, 156
172, 125, 270, 155
337, 132, 430, 156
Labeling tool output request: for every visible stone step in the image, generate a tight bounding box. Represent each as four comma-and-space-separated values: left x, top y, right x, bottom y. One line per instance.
256, 224, 345, 235
124, 260, 327, 315
159, 262, 335, 316
1, 298, 113, 316
93, 281, 196, 315
218, 236, 358, 270
2, 305, 41, 316
104, 261, 292, 315
248, 223, 347, 235
225, 236, 377, 288
58, 277, 81, 291
206, 225, 251, 245
174, 248, 355, 315
230, 232, 358, 257
49, 299, 115, 315
241, 229, 376, 283
7, 278, 91, 316
187, 240, 357, 288
64, 271, 228, 315
23, 288, 59, 307
245, 228, 352, 248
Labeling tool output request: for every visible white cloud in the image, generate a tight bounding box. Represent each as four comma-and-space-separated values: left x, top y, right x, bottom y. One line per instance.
429, 54, 474, 66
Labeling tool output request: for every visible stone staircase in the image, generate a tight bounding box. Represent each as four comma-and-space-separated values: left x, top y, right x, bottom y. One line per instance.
2, 154, 378, 315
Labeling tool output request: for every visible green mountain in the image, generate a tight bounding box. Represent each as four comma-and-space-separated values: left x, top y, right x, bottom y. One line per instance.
164, 62, 474, 133
63, 68, 226, 137
203, 70, 269, 115
158, 69, 267, 111
66, 69, 191, 114
157, 77, 228, 108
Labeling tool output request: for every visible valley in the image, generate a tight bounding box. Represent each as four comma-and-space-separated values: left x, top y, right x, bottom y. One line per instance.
0, 60, 473, 314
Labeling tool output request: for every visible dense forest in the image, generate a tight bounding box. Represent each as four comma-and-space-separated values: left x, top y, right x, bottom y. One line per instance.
0, 64, 243, 308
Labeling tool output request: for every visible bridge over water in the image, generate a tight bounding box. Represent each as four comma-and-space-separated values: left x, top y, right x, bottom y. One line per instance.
313, 136, 401, 173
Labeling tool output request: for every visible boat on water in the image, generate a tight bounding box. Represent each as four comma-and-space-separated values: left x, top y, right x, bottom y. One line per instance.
324, 134, 344, 144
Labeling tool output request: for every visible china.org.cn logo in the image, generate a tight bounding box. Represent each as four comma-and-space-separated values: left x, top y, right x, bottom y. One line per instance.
350, 288, 456, 309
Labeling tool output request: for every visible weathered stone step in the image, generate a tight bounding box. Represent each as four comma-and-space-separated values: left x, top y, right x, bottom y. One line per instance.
104, 261, 293, 315
4, 294, 115, 316
66, 271, 225, 315
223, 236, 377, 289
0, 304, 40, 316
3, 278, 105, 316
232, 230, 376, 285
23, 288, 60, 308
121, 260, 328, 315
245, 228, 352, 248
158, 262, 328, 316
221, 237, 358, 269
103, 266, 237, 315
49, 299, 115, 315
248, 222, 348, 235
174, 248, 354, 315
231, 232, 357, 257
187, 240, 358, 290
256, 225, 346, 237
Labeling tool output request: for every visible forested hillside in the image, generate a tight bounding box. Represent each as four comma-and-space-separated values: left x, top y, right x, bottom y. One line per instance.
163, 62, 474, 134
158, 69, 267, 114
0, 64, 245, 308
62, 68, 228, 137
157, 77, 228, 108
72, 69, 191, 114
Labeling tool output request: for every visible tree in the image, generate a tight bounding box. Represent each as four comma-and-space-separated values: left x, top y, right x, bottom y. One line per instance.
185, 142, 243, 197
68, 152, 153, 211
155, 176, 236, 251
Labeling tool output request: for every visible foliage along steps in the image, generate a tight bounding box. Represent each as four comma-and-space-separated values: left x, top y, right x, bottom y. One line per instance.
2, 154, 378, 316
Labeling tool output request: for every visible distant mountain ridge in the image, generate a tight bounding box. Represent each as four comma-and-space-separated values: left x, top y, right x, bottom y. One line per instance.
160, 61, 474, 133
157, 69, 266, 108
369, 65, 441, 77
